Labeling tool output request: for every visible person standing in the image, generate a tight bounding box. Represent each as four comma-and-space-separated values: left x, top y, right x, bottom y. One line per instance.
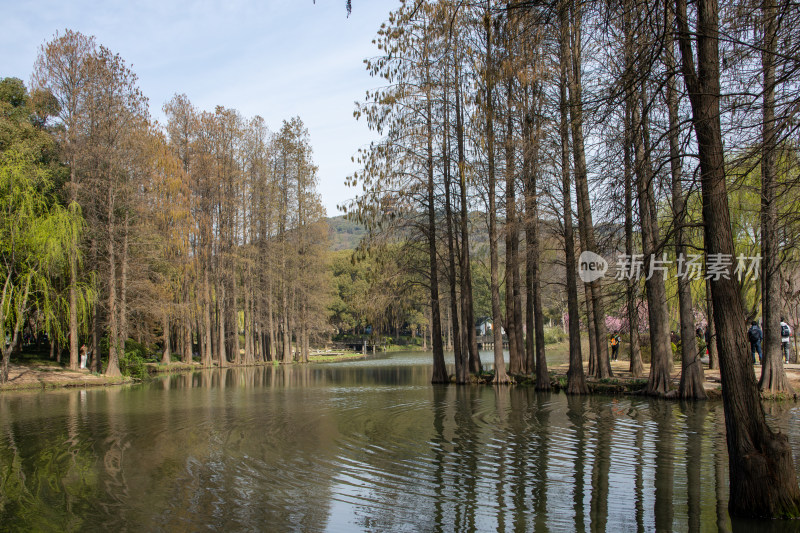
781, 317, 793, 364
610, 331, 620, 361
79, 344, 88, 369
748, 321, 762, 365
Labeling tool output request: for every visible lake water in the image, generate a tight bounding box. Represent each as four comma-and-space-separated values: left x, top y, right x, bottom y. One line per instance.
1, 351, 799, 532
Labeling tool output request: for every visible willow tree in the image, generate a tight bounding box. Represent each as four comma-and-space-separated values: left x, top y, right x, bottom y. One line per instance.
1, 78, 81, 383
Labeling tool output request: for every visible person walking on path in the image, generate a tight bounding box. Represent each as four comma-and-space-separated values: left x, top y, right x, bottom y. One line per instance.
781, 317, 793, 364
748, 321, 762, 365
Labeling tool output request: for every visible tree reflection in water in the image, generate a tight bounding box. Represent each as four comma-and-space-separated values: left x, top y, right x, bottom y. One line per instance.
2, 355, 800, 531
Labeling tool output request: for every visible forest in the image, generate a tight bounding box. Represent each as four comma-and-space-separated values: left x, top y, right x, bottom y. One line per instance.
2, 0, 800, 518
1, 30, 330, 382
337, 0, 800, 518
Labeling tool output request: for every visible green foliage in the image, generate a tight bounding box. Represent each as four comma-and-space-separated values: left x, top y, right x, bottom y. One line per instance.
328, 215, 367, 251
1, 78, 80, 378
98, 338, 150, 379
543, 327, 566, 345
0, 77, 27, 108
328, 245, 428, 338
119, 350, 147, 381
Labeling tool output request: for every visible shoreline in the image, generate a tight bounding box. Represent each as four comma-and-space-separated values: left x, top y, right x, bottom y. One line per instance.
2, 356, 799, 401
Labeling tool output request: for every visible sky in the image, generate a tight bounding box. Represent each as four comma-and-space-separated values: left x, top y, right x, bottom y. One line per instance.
0, 0, 398, 217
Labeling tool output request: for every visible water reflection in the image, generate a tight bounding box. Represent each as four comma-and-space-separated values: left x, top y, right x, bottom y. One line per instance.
1, 355, 800, 531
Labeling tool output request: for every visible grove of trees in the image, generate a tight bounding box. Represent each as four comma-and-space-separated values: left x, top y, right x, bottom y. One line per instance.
342, 0, 800, 518
4, 0, 800, 518
1, 30, 329, 382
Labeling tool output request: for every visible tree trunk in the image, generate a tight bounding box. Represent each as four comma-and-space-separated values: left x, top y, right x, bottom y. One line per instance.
485, 9, 510, 385
622, 4, 643, 378
424, 52, 448, 384
203, 268, 213, 368
68, 170, 79, 371
665, 2, 705, 399
559, 0, 587, 395
217, 284, 227, 367
758, 0, 791, 393
182, 281, 192, 364
567, 0, 611, 379
676, 0, 800, 516
443, 78, 466, 384
282, 280, 291, 363
505, 79, 524, 376
456, 64, 481, 376
232, 262, 241, 366
119, 212, 129, 349
631, 79, 672, 396
705, 280, 718, 369
105, 188, 121, 377
161, 310, 171, 364
523, 93, 550, 390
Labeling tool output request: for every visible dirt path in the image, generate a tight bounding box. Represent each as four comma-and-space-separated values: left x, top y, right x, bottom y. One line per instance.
0, 362, 129, 391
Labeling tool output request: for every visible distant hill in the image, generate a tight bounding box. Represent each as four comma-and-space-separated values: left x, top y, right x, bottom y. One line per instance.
328, 215, 367, 251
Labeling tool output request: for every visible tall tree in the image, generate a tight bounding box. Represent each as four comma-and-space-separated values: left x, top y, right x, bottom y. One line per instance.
758, 0, 791, 393
31, 30, 96, 371
559, 0, 588, 395
675, 0, 800, 517
664, 0, 705, 399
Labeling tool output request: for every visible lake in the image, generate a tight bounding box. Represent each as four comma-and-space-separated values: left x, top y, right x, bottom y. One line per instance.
1, 351, 799, 532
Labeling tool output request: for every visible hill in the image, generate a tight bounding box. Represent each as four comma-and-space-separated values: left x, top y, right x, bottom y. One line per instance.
328, 215, 367, 251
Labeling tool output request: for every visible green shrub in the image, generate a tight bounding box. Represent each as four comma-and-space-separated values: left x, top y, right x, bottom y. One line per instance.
99, 337, 150, 380
543, 327, 567, 345
119, 350, 147, 380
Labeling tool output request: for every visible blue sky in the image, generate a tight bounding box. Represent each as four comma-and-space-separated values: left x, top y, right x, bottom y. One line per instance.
1, 0, 397, 216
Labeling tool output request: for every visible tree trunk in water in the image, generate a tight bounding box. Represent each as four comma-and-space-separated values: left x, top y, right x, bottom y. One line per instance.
632, 81, 672, 396
559, 1, 587, 395
505, 79, 523, 376
424, 54, 447, 384
676, 0, 800, 516
217, 284, 227, 367
622, 3, 643, 378
485, 9, 509, 385
456, 65, 481, 375
665, 4, 705, 399
443, 83, 465, 384
567, 0, 611, 379
758, 0, 791, 393
523, 95, 549, 390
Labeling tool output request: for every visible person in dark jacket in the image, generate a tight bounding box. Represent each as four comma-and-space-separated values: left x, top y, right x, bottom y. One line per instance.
748, 321, 763, 365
